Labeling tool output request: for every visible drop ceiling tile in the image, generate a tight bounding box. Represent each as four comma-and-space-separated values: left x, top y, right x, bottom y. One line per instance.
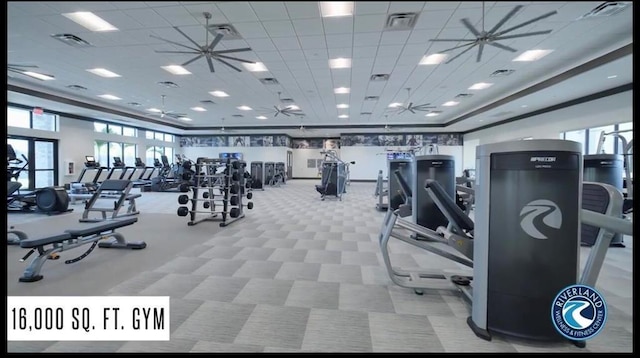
354, 14, 387, 33
284, 2, 321, 19
354, 1, 391, 15
278, 49, 306, 61
249, 1, 290, 21
216, 1, 259, 23
413, 9, 455, 29
307, 59, 330, 70
327, 47, 353, 58
325, 34, 353, 49
125, 8, 173, 27
303, 48, 329, 60
353, 32, 382, 46
377, 45, 404, 58
388, 1, 426, 13
232, 21, 270, 39
262, 20, 297, 37
406, 29, 440, 44
298, 35, 327, 50
379, 30, 411, 45
322, 17, 354, 34
245, 38, 277, 51
272, 36, 302, 51
291, 18, 325, 36
353, 46, 379, 58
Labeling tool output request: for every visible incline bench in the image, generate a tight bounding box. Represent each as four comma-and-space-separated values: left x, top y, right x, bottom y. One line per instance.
18, 217, 146, 282
79, 179, 141, 222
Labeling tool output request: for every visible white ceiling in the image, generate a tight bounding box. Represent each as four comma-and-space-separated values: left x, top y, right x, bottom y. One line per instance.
7, 1, 633, 137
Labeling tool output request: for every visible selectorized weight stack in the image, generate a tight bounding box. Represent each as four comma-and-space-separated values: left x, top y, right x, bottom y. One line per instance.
388, 159, 413, 211
176, 158, 253, 227
470, 139, 582, 343
412, 155, 455, 231
275, 162, 286, 185
250, 161, 265, 190
264, 162, 276, 186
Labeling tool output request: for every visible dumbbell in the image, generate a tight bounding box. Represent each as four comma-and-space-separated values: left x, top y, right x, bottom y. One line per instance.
178, 194, 217, 205
179, 183, 190, 192
178, 206, 223, 217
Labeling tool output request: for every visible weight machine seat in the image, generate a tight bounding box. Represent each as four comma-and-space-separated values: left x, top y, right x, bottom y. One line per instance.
581, 183, 610, 245
393, 169, 413, 198
99, 179, 132, 191
20, 217, 138, 248
8, 181, 22, 196
425, 179, 475, 232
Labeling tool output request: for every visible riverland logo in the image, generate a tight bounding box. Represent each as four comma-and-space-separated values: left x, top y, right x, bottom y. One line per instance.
551, 284, 607, 341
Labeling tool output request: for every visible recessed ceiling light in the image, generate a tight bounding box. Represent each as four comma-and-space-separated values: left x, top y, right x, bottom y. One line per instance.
512, 49, 554, 62
23, 71, 55, 81
209, 90, 229, 97
388, 102, 402, 108
191, 107, 207, 112
148, 108, 162, 113
419, 54, 447, 65
161, 65, 191, 75
521, 105, 528, 108
288, 105, 300, 110
468, 82, 494, 90
337, 104, 349, 109
242, 62, 268, 72
607, 75, 617, 79
98, 94, 121, 100
334, 87, 350, 94
256, 116, 268, 120
338, 114, 349, 119
86, 68, 121, 78
329, 57, 351, 69
425, 111, 441, 117
442, 101, 459, 107
178, 117, 192, 121
62, 12, 118, 32
237, 105, 252, 111
320, 1, 354, 17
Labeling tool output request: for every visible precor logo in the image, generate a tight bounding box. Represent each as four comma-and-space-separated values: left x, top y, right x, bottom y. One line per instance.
519, 199, 562, 239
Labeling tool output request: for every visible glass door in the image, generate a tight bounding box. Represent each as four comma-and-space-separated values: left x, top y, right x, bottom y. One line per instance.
8, 136, 58, 190
287, 150, 293, 179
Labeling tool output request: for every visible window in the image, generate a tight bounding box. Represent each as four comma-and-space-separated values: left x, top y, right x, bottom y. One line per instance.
109, 125, 123, 136
7, 107, 58, 131
94, 122, 108, 132
145, 146, 174, 166
164, 134, 174, 142
155, 132, 164, 141
616, 122, 633, 155
146, 131, 154, 139
123, 126, 137, 137
146, 130, 175, 142
8, 136, 58, 190
94, 141, 136, 168
94, 122, 135, 136
563, 129, 586, 155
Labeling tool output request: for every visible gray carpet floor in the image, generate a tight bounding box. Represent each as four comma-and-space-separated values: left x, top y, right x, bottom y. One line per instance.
6, 180, 633, 352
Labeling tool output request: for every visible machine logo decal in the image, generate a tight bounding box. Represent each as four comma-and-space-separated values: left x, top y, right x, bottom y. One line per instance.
519, 199, 562, 239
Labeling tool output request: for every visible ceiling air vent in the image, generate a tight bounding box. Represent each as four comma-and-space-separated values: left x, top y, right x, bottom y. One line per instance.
370, 74, 390, 82
231, 114, 244, 118
489, 69, 515, 77
492, 111, 514, 117
259, 77, 280, 85
157, 81, 179, 88
364, 96, 379, 101
127, 102, 142, 107
50, 33, 93, 48
66, 84, 87, 91
280, 98, 295, 104
360, 112, 372, 115
384, 12, 419, 31
455, 93, 473, 99
200, 100, 216, 105
209, 24, 243, 40
578, 2, 631, 19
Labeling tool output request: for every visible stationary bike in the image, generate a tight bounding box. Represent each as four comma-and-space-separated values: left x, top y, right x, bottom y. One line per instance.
7, 144, 71, 214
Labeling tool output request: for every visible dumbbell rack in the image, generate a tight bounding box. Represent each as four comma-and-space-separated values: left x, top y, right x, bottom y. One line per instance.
176, 157, 253, 227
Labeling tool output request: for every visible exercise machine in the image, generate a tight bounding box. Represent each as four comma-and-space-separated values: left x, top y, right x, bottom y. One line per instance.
7, 144, 72, 215
412, 154, 456, 231
106, 157, 133, 180
16, 217, 146, 282
250, 161, 265, 190
315, 150, 355, 201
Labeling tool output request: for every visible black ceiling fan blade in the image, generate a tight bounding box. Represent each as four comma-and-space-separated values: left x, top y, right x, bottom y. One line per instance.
429, 38, 474, 42
487, 41, 517, 52
173, 26, 204, 49
487, 5, 523, 34
214, 54, 255, 64
215, 57, 242, 72
409, 108, 416, 114
445, 43, 478, 64
214, 48, 253, 54
492, 30, 553, 41
494, 10, 558, 37
182, 54, 205, 66
150, 34, 200, 51
155, 50, 199, 54
206, 56, 215, 73
461, 18, 482, 37
439, 42, 477, 53
207, 33, 224, 51
412, 104, 436, 110
274, 111, 279, 117
477, 43, 485, 62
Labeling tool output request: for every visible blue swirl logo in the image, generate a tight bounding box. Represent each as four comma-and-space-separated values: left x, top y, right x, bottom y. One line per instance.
551, 284, 607, 340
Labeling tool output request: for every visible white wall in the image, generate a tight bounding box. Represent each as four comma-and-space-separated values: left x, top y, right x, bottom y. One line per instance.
180, 146, 289, 165
8, 115, 180, 186
305, 145, 465, 181
462, 138, 479, 172
462, 91, 633, 169
292, 148, 328, 178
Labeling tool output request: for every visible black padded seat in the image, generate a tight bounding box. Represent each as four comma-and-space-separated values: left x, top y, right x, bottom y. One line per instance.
20, 233, 72, 248
425, 179, 475, 232
393, 169, 413, 198
581, 183, 611, 246
99, 179, 132, 191
65, 217, 138, 236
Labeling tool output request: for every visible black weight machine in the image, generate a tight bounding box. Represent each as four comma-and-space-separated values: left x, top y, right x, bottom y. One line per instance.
7, 144, 71, 215
315, 150, 355, 201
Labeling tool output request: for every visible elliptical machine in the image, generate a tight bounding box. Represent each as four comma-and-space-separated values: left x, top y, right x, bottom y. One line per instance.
7, 144, 71, 214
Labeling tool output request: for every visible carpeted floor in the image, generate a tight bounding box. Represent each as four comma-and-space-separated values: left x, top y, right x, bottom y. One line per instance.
6, 180, 633, 352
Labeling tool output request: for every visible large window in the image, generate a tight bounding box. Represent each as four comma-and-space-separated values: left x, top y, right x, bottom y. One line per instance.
588, 125, 615, 154
562, 122, 631, 155
8, 136, 58, 190
146, 130, 174, 142
94, 141, 137, 168
563, 129, 586, 155
94, 122, 137, 137
7, 107, 58, 131
146, 146, 174, 167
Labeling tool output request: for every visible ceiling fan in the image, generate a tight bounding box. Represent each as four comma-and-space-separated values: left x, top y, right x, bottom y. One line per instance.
151, 12, 255, 73
259, 92, 305, 117
386, 88, 436, 114
8, 64, 55, 80
217, 118, 237, 133
429, 2, 558, 64
149, 95, 186, 119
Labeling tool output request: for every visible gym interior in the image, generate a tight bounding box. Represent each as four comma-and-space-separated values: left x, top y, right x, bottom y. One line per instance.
6, 1, 633, 353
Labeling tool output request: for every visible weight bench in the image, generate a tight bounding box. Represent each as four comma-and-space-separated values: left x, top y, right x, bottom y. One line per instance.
379, 171, 474, 294
17, 217, 146, 282
80, 179, 141, 222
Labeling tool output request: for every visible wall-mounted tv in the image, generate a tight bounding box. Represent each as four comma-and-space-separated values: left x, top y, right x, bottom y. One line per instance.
219, 152, 243, 160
